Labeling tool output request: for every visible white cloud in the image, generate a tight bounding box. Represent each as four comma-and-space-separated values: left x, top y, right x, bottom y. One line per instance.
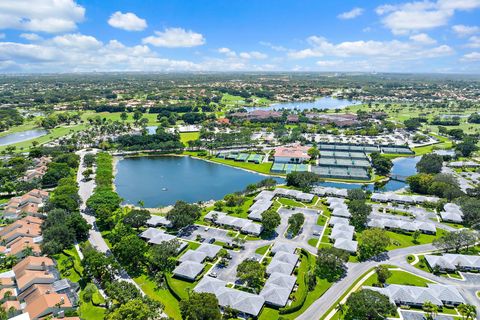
461, 51, 480, 61
0, 0, 85, 33
376, 0, 480, 35
108, 11, 147, 31
142, 27, 205, 48
239, 51, 268, 59
218, 47, 236, 57
218, 48, 267, 59
452, 24, 480, 36
316, 60, 344, 67
0, 33, 277, 72
338, 7, 364, 20
20, 33, 42, 41
466, 35, 480, 47
259, 41, 287, 52
409, 33, 437, 44
288, 35, 453, 60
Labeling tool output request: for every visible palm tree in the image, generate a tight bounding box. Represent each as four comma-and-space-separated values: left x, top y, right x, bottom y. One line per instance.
458, 303, 477, 320
336, 303, 345, 316
422, 301, 438, 320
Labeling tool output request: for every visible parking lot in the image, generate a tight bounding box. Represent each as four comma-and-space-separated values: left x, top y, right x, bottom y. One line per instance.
178, 224, 232, 244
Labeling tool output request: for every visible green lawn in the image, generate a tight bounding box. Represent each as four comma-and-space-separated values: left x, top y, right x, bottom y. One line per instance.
205, 157, 274, 175
384, 229, 447, 250
363, 269, 434, 287
180, 132, 200, 144
0, 124, 86, 152
259, 251, 333, 320
78, 286, 106, 320
308, 238, 319, 247
52, 247, 84, 283
255, 245, 270, 255
277, 197, 306, 208
134, 274, 182, 320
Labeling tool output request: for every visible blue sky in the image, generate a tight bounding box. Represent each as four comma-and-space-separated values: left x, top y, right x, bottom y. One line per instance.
0, 0, 479, 73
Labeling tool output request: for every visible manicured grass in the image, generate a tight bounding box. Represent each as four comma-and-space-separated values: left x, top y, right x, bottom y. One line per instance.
180, 132, 200, 144
255, 245, 270, 255
259, 251, 333, 320
78, 286, 106, 320
363, 269, 434, 287
316, 214, 327, 225
277, 197, 305, 208
52, 247, 84, 283
308, 238, 319, 247
134, 274, 181, 320
381, 229, 448, 250
205, 157, 274, 175
0, 124, 86, 152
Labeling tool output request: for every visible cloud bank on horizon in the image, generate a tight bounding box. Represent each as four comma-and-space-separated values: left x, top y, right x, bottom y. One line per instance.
0, 0, 479, 73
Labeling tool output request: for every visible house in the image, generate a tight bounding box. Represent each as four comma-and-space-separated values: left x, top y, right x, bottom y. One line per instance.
194, 277, 265, 318
260, 272, 296, 307
440, 203, 463, 223
328, 217, 349, 226
424, 254, 480, 272
204, 211, 263, 236
365, 284, 465, 307
266, 252, 299, 275
173, 261, 204, 281
196, 244, 222, 260
3, 190, 49, 220
367, 218, 436, 235
178, 250, 207, 264
274, 188, 314, 202
333, 238, 358, 253
271, 243, 296, 255
330, 225, 355, 240
146, 215, 172, 228
13, 257, 57, 293
0, 217, 43, 247
274, 145, 310, 163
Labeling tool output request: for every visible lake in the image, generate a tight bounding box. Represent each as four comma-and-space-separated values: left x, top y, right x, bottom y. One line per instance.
248, 97, 361, 111
114, 155, 420, 207
0, 129, 48, 146
114, 156, 284, 207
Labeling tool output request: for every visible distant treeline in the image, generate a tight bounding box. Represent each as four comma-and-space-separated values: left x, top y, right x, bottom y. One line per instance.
116, 131, 184, 151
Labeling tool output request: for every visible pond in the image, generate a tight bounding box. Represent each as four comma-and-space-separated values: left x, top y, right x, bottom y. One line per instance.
316, 156, 420, 192
248, 97, 361, 111
114, 156, 284, 207
0, 129, 48, 146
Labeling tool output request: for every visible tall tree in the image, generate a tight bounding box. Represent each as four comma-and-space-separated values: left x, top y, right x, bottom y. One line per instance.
344, 289, 396, 320
180, 292, 222, 320
166, 201, 201, 229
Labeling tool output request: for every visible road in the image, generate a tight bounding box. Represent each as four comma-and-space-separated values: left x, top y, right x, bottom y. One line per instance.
76, 149, 146, 294
297, 242, 480, 320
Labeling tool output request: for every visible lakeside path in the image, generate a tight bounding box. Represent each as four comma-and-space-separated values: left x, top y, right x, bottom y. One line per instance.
76, 149, 147, 295
297, 243, 480, 320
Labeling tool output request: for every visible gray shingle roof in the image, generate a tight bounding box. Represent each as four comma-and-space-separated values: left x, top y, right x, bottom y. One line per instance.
271, 243, 296, 255
173, 261, 204, 280
365, 284, 465, 306
260, 272, 296, 307
196, 243, 222, 259
425, 254, 480, 270
179, 249, 207, 263
333, 238, 358, 252
194, 277, 265, 316
146, 215, 171, 227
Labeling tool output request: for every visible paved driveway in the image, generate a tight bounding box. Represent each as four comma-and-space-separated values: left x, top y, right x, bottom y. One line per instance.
179, 225, 232, 244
